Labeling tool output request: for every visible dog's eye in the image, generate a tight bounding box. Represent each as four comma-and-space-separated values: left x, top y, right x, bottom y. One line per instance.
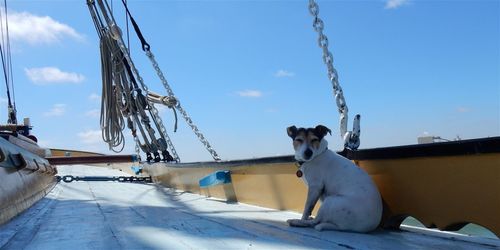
311, 138, 319, 143
295, 138, 304, 143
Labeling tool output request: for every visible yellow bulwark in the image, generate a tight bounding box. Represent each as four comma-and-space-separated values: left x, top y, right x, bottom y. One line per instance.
50, 148, 105, 157
143, 136, 500, 237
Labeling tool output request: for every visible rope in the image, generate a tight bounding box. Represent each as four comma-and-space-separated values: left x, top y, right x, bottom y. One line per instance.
100, 34, 125, 152
87, 0, 220, 162
90, 0, 178, 162
147, 92, 179, 132
0, 1, 16, 124
3, 0, 14, 113
119, 0, 150, 51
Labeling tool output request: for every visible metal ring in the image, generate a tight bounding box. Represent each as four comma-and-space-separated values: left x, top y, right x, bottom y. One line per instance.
62, 175, 74, 183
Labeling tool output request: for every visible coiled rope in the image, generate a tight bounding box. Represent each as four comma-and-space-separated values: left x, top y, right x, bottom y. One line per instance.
100, 33, 125, 152
87, 0, 221, 162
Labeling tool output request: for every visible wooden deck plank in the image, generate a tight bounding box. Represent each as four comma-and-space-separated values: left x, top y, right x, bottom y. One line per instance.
0, 165, 497, 249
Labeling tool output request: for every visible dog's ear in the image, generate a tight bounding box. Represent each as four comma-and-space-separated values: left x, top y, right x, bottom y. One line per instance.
287, 126, 298, 139
314, 125, 332, 138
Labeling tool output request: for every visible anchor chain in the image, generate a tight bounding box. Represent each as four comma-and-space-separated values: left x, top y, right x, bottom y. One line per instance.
58, 175, 152, 183
308, 0, 360, 149
88, 0, 220, 162
145, 51, 221, 161
116, 35, 180, 162
89, 0, 179, 162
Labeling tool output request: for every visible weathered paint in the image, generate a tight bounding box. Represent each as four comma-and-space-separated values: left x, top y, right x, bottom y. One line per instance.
358, 153, 500, 236
144, 152, 500, 237
50, 148, 105, 157
1, 165, 497, 249
0, 136, 56, 225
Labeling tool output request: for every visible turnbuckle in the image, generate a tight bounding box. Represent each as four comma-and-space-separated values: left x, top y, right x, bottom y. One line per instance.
57, 175, 152, 183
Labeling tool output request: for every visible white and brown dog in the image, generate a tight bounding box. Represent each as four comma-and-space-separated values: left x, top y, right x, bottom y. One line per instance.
286, 125, 382, 232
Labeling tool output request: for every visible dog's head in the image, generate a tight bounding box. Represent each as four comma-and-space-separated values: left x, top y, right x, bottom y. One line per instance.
287, 125, 331, 162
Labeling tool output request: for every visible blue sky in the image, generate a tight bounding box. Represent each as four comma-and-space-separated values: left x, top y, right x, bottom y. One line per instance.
1, 0, 499, 162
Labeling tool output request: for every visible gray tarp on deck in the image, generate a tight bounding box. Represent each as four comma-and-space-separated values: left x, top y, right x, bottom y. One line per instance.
0, 165, 497, 249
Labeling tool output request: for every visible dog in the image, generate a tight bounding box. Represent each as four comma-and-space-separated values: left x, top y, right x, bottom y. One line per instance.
286, 125, 382, 232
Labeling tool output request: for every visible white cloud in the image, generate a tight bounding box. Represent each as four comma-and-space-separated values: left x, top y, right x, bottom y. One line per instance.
385, 0, 409, 9
43, 104, 66, 117
85, 109, 100, 118
7, 9, 84, 45
236, 90, 263, 98
88, 93, 100, 101
25, 67, 85, 85
274, 70, 295, 78
77, 129, 102, 144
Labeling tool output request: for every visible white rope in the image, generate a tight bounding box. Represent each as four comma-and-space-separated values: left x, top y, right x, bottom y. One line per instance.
100, 33, 125, 152
88, 0, 180, 162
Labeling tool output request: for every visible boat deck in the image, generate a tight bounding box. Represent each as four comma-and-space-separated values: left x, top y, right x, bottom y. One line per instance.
0, 165, 497, 249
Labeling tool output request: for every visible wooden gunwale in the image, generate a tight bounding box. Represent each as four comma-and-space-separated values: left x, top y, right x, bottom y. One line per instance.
144, 136, 500, 237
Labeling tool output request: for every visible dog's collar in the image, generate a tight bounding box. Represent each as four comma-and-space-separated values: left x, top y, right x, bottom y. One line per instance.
294, 147, 328, 178
295, 161, 304, 178
294, 147, 328, 167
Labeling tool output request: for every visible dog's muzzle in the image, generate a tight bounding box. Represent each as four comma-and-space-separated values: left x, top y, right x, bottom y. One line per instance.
304, 148, 313, 160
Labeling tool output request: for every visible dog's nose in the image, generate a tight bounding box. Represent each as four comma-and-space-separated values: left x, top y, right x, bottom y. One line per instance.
304, 149, 313, 159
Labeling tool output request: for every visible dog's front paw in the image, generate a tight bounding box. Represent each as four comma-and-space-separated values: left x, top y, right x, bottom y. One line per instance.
287, 218, 315, 227
287, 219, 302, 227
301, 215, 314, 221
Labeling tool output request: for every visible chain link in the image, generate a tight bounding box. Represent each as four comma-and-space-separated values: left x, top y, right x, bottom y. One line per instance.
92, 0, 221, 162
90, 0, 181, 161
111, 25, 177, 160
308, 0, 360, 149
117, 40, 181, 161
145, 51, 221, 161
149, 103, 180, 161
96, 0, 219, 161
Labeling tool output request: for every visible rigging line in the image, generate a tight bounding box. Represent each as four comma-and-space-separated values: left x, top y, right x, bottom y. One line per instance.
4, 0, 15, 109
125, 0, 130, 53
119, 0, 149, 51
0, 7, 12, 107
0, 3, 12, 108
87, 2, 105, 40
0, 43, 12, 107
0, 6, 7, 82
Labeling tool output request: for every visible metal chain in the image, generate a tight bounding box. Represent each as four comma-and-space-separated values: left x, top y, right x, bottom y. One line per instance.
149, 103, 180, 161
308, 0, 360, 149
91, 0, 180, 162
145, 51, 221, 161
108, 1, 180, 161
114, 39, 180, 161
98, 0, 219, 161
